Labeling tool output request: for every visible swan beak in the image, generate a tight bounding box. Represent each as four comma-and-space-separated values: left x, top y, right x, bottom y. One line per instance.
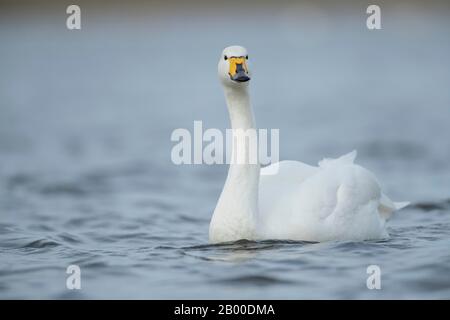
228, 57, 250, 82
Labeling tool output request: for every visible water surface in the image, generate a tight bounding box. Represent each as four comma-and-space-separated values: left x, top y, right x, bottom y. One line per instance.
0, 2, 449, 299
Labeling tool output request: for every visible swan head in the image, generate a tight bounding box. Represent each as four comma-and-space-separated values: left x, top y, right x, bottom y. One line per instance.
218, 45, 251, 87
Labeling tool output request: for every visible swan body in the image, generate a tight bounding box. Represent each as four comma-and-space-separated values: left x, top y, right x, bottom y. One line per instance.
209, 45, 408, 244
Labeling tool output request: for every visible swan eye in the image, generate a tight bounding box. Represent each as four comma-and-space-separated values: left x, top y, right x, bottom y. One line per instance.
246, 55, 249, 60
224, 55, 228, 60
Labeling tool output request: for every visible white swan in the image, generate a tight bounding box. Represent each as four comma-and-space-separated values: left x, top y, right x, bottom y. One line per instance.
209, 45, 408, 244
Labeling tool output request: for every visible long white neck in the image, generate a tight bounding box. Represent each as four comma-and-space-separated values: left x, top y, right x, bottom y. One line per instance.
209, 85, 260, 243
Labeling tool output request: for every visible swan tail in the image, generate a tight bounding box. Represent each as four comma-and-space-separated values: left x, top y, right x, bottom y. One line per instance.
319, 150, 357, 169
394, 201, 410, 210
378, 193, 410, 220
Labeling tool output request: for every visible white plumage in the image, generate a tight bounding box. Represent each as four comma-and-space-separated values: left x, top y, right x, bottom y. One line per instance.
259, 151, 408, 242
209, 45, 408, 243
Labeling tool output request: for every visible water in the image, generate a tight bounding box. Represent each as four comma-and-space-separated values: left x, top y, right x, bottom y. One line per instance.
1, 1, 450, 299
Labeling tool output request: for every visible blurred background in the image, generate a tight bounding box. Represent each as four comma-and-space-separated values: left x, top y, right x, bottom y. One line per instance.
0, 0, 449, 299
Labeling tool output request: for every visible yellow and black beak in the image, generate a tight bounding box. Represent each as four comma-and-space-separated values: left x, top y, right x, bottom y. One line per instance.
228, 57, 250, 82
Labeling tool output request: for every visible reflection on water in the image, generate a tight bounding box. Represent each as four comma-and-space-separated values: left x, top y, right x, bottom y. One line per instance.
0, 1, 450, 298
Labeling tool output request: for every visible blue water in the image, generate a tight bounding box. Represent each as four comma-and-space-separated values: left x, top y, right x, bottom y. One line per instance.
0, 2, 449, 299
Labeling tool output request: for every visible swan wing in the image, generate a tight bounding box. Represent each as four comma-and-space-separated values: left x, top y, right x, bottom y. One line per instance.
318, 150, 409, 221
258, 151, 409, 241
318, 149, 357, 168
258, 160, 318, 228
260, 160, 318, 182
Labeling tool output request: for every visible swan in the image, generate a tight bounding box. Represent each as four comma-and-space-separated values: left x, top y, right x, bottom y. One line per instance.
209, 45, 409, 244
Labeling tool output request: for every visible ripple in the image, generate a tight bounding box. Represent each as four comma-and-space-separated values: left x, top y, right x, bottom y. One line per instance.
80, 261, 109, 269
411, 200, 450, 212
214, 275, 293, 286
28, 224, 55, 232
177, 214, 208, 223
7, 173, 37, 190
183, 239, 314, 251
0, 223, 18, 234
57, 232, 84, 244
0, 265, 63, 277
40, 183, 87, 197
21, 239, 61, 249
64, 217, 90, 228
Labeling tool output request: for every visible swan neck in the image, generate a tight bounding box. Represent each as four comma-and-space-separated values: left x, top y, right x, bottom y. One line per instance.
223, 86, 258, 167
209, 85, 260, 243
224, 86, 254, 130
